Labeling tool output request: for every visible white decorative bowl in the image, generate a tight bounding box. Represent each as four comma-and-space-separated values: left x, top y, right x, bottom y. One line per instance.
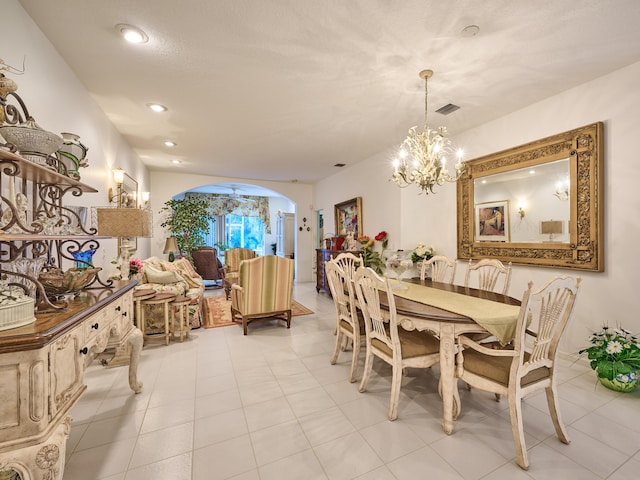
0, 297, 36, 331
0, 118, 62, 155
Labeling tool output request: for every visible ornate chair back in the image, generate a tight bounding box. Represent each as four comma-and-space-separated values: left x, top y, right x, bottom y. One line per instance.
464, 258, 512, 295
420, 255, 457, 284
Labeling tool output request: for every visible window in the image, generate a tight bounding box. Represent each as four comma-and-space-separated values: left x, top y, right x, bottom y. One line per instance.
205, 214, 265, 259
225, 215, 264, 255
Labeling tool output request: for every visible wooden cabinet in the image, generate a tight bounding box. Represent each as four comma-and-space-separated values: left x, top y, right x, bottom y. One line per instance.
315, 249, 360, 294
0, 283, 142, 480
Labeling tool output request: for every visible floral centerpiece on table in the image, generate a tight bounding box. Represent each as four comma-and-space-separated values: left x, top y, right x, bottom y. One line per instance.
579, 325, 640, 392
129, 258, 144, 278
410, 243, 435, 264
357, 231, 388, 274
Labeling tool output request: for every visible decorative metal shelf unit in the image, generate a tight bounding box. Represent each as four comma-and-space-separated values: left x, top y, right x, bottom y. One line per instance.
1, 85, 112, 313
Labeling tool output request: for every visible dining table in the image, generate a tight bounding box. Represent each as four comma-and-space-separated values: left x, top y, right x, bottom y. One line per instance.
381, 278, 521, 435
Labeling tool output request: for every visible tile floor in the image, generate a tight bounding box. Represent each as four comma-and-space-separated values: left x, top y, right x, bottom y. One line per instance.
61, 282, 640, 479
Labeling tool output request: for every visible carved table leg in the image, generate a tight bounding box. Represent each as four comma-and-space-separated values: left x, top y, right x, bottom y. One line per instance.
439, 323, 456, 435
0, 416, 71, 480
127, 327, 144, 394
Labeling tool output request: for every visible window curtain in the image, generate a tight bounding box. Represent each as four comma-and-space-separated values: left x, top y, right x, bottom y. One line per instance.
186, 192, 271, 234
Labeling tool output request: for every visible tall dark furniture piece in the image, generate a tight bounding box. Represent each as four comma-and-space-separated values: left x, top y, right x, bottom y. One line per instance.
315, 249, 360, 294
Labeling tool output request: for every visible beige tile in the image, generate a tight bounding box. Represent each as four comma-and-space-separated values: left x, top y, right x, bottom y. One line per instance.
258, 449, 328, 480
124, 452, 192, 480
193, 408, 248, 449
192, 435, 256, 480
129, 422, 193, 469
249, 419, 311, 466
314, 431, 383, 480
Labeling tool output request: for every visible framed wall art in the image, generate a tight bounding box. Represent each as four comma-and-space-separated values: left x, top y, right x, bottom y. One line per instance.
475, 200, 510, 242
334, 197, 362, 238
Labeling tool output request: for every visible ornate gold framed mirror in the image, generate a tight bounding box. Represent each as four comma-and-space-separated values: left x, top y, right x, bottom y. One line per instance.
457, 122, 603, 271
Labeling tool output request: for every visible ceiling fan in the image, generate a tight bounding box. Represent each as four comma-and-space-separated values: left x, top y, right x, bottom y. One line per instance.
214, 186, 257, 204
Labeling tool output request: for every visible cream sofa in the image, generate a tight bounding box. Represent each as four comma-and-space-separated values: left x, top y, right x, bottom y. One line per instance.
135, 256, 205, 331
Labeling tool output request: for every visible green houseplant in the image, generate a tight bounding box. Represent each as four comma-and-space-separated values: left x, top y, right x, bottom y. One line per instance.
579, 326, 640, 392
160, 197, 213, 260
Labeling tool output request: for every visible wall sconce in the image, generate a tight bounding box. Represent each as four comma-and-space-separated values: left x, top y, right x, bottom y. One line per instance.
108, 167, 126, 206
517, 200, 526, 219
554, 179, 569, 201
141, 191, 150, 207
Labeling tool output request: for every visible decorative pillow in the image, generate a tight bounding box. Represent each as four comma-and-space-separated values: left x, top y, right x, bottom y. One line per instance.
165, 260, 201, 289
175, 258, 200, 278
145, 265, 185, 284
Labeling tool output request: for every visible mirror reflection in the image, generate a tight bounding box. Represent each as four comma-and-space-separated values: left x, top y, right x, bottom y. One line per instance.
474, 159, 570, 243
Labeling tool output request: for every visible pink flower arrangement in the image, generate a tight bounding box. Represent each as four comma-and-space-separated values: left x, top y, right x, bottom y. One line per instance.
129, 258, 143, 277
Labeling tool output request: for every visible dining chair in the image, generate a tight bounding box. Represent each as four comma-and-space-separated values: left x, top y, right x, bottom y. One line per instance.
455, 275, 581, 470
331, 252, 363, 283
464, 258, 512, 295
330, 252, 365, 345
419, 255, 457, 284
325, 259, 364, 382
354, 266, 440, 421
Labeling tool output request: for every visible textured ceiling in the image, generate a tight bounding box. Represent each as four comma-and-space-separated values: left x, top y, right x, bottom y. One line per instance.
16, 0, 640, 186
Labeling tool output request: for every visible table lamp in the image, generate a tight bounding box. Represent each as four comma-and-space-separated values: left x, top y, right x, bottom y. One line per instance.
97, 207, 152, 278
163, 237, 179, 262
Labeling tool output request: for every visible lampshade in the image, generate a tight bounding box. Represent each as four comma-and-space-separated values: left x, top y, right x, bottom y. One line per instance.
97, 208, 152, 237
540, 220, 563, 235
163, 237, 179, 253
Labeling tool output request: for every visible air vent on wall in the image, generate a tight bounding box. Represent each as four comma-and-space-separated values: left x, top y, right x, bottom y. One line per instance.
435, 103, 460, 115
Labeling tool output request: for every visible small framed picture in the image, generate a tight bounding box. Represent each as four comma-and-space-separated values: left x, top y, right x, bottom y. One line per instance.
334, 197, 362, 239
475, 200, 510, 242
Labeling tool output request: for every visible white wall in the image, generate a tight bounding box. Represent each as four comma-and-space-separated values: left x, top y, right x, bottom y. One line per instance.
315, 61, 640, 356
2, 1, 150, 274
150, 171, 314, 282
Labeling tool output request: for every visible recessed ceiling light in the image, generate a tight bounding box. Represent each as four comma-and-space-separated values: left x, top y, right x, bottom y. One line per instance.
529, 169, 536, 175
171, 159, 182, 164
116, 24, 149, 44
147, 103, 167, 113
164, 140, 177, 147
461, 25, 480, 37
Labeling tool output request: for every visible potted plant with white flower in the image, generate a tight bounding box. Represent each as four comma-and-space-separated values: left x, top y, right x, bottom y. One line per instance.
579, 325, 640, 392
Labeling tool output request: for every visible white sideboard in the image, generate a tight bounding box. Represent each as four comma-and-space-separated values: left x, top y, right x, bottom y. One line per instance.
0, 282, 142, 480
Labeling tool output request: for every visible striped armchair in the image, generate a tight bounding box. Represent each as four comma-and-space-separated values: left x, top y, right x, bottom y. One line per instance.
230, 255, 295, 335
223, 247, 258, 299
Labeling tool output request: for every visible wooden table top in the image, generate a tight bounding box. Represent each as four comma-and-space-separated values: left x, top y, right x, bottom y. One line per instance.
142, 293, 176, 304
0, 281, 137, 354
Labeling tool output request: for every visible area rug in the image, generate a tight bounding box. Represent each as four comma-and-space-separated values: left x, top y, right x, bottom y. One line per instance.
202, 295, 314, 329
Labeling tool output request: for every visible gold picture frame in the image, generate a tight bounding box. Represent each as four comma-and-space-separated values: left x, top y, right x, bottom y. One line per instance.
475, 200, 510, 242
334, 197, 362, 238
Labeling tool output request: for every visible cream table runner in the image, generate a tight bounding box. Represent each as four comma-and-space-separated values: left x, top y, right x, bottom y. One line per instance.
391, 280, 521, 344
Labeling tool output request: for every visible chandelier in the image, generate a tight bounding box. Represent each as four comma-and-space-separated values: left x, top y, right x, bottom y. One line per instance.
391, 69, 464, 194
